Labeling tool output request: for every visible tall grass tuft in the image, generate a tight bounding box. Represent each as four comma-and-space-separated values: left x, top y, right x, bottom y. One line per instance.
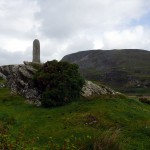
92, 128, 122, 150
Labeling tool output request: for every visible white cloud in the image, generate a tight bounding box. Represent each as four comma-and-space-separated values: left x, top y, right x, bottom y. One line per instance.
0, 48, 31, 65
66, 36, 94, 52
102, 26, 150, 49
35, 0, 150, 59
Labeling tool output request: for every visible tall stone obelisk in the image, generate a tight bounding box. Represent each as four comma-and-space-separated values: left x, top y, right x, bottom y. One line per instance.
33, 39, 40, 63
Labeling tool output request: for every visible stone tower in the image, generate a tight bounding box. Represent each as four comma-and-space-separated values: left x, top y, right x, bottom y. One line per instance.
33, 39, 40, 63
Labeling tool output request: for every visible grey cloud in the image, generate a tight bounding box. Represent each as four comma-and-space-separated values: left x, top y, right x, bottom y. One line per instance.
0, 48, 32, 65
0, 0, 40, 39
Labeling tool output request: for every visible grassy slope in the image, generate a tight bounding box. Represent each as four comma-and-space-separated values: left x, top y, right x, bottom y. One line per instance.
0, 88, 150, 149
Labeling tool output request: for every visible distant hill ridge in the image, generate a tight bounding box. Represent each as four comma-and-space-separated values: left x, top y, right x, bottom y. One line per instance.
61, 49, 150, 94
62, 49, 150, 70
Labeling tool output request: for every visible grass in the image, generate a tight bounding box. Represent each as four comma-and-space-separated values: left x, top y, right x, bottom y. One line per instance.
0, 86, 150, 149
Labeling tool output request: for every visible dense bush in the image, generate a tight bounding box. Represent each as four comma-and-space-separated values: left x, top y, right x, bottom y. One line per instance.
34, 60, 85, 107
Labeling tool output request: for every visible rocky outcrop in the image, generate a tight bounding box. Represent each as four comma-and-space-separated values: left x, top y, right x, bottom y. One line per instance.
0, 63, 119, 105
0, 63, 41, 106
82, 81, 119, 97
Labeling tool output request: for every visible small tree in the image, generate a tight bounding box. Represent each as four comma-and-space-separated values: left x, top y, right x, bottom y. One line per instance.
34, 60, 85, 107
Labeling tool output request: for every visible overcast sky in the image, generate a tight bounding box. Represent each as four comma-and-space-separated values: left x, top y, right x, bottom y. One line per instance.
0, 0, 150, 65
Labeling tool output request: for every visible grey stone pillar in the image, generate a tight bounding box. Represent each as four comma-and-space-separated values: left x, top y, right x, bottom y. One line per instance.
33, 39, 40, 63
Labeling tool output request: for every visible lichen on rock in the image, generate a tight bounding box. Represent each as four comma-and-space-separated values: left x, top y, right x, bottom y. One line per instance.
0, 62, 41, 106
82, 81, 118, 97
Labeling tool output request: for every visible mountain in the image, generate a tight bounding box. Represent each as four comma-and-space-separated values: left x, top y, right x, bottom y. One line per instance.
61, 49, 150, 94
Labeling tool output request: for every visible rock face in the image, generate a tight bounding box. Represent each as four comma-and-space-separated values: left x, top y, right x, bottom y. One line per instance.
0, 63, 41, 106
33, 39, 40, 63
82, 81, 118, 97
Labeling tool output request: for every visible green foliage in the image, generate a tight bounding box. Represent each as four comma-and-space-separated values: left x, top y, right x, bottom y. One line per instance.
0, 77, 3, 81
44, 129, 122, 150
0, 82, 150, 149
34, 60, 85, 107
0, 132, 122, 150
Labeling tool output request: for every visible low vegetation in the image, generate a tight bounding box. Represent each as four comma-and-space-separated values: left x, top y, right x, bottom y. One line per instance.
0, 84, 150, 149
34, 60, 85, 107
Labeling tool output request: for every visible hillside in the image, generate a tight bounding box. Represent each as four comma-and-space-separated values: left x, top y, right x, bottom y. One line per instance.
0, 82, 150, 149
61, 49, 150, 94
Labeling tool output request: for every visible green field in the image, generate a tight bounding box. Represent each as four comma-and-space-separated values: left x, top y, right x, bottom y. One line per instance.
0, 86, 150, 149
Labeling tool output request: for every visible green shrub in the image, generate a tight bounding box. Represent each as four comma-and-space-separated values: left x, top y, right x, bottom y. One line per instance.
34, 60, 85, 107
